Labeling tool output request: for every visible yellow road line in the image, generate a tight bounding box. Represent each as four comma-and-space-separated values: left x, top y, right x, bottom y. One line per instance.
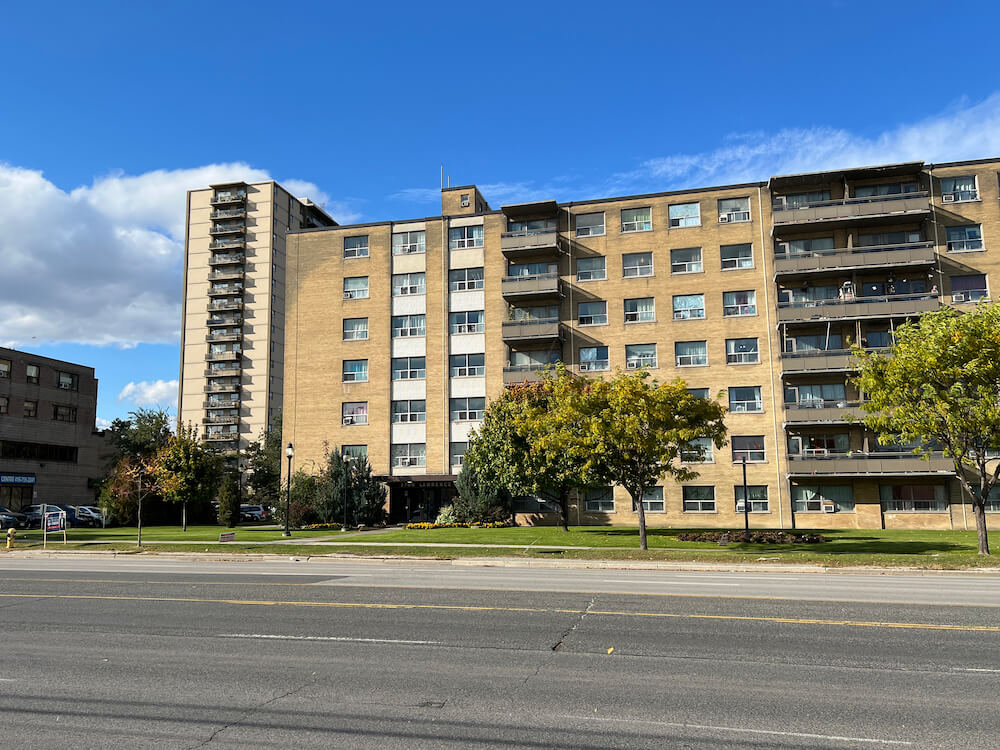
0, 592, 996, 632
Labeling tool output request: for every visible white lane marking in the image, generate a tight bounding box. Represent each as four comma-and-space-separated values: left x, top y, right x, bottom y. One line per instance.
951, 667, 1000, 673
554, 715, 911, 745
219, 633, 443, 646
0, 678, 16, 682
601, 580, 740, 587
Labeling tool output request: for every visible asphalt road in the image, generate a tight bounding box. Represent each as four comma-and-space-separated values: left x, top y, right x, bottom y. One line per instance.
1, 558, 999, 749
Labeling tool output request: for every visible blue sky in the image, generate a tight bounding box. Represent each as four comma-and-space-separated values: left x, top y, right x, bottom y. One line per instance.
3, 0, 1000, 427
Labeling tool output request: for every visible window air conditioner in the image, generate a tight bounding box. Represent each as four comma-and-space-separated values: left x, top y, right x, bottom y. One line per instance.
942, 193, 956, 203
823, 504, 837, 513
718, 214, 730, 223
343, 416, 354, 425
625, 312, 639, 322
58, 382, 71, 389
579, 363, 591, 372
399, 457, 412, 466
952, 292, 967, 303
626, 360, 639, 369
736, 503, 746, 513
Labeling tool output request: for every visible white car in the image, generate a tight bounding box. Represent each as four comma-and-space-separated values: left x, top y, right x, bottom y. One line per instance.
75, 506, 105, 527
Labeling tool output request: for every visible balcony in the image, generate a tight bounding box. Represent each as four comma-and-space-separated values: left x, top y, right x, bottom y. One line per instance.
206, 351, 241, 362
784, 401, 866, 424
204, 364, 241, 376
209, 237, 245, 250
207, 300, 243, 312
501, 273, 562, 302
501, 318, 562, 343
204, 382, 241, 393
206, 315, 242, 327
210, 222, 245, 235
774, 241, 936, 278
210, 208, 246, 220
206, 331, 242, 343
207, 285, 244, 298
777, 293, 938, 324
204, 432, 239, 443
210, 192, 246, 206
208, 269, 244, 282
502, 365, 550, 385
787, 452, 954, 476
208, 253, 245, 266
772, 192, 930, 229
202, 415, 240, 425
203, 399, 239, 408
780, 349, 859, 375
500, 229, 561, 256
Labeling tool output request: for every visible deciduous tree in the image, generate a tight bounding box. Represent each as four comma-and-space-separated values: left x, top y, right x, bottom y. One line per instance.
153, 425, 223, 531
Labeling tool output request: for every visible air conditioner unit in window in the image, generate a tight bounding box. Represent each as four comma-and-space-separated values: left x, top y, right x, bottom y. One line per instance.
718, 214, 730, 223
736, 503, 746, 513
626, 360, 639, 369
579, 363, 591, 372
57, 382, 71, 389
952, 292, 967, 303
823, 504, 836, 513
625, 312, 639, 322
342, 416, 354, 425
942, 193, 956, 203
399, 457, 412, 466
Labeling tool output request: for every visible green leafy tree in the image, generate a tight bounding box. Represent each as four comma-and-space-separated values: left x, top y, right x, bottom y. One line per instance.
350, 456, 388, 527
581, 371, 728, 550
453, 461, 511, 523
217, 468, 240, 527
244, 414, 282, 509
154, 424, 223, 531
853, 304, 1000, 555
106, 408, 173, 467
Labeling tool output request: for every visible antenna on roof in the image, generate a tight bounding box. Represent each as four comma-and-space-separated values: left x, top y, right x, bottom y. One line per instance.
448, 175, 451, 188
440, 166, 444, 190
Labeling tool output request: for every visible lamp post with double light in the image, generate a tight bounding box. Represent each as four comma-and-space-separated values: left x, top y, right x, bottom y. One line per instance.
283, 442, 293, 537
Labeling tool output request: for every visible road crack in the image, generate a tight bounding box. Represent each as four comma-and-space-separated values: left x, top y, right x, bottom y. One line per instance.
551, 595, 596, 652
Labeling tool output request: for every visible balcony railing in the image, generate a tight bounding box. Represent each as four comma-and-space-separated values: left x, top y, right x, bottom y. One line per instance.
204, 432, 239, 442
501, 272, 561, 301
207, 269, 244, 282
500, 229, 560, 255
210, 223, 245, 235
206, 331, 242, 343
209, 238, 245, 250
783, 401, 865, 423
780, 347, 889, 375
203, 399, 239, 408
204, 364, 242, 376
210, 208, 246, 220
202, 415, 240, 425
206, 316, 242, 327
208, 253, 245, 266
787, 451, 954, 476
772, 192, 930, 226
773, 241, 936, 276
777, 293, 938, 323
501, 318, 562, 342
203, 383, 241, 393
210, 192, 246, 205
207, 300, 243, 311
206, 351, 241, 362
207, 286, 244, 298
502, 365, 553, 384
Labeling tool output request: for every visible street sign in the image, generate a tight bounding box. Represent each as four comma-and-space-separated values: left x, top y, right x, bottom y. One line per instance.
44, 512, 65, 532
219, 531, 235, 542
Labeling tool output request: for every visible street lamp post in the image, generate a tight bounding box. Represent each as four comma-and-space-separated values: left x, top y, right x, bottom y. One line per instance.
742, 456, 750, 543
283, 443, 293, 537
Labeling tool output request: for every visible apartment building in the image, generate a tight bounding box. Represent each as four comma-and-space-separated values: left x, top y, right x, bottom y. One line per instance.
0, 348, 107, 508
178, 181, 336, 453
281, 158, 1000, 529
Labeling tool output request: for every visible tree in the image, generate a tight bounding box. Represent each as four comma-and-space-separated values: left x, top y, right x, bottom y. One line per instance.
453, 461, 511, 524
853, 303, 1000, 555
217, 468, 240, 527
350, 457, 388, 527
106, 408, 173, 467
581, 371, 728, 550
244, 414, 282, 509
153, 425, 223, 531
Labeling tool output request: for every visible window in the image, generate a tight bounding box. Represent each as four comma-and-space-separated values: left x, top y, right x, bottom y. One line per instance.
624, 298, 655, 323
449, 310, 484, 334
24, 401, 37, 418
508, 217, 556, 232
584, 487, 614, 512
460, 193, 470, 208
451, 442, 468, 467
726, 338, 759, 364
880, 485, 947, 512
941, 175, 978, 203
687, 388, 710, 399
342, 360, 368, 383
683, 486, 715, 512
509, 262, 556, 278
576, 212, 605, 237
0, 440, 78, 462
946, 225, 983, 253
449, 267, 484, 291
785, 383, 846, 408
54, 371, 79, 391
621, 207, 652, 233
576, 256, 606, 281
779, 237, 835, 256
792, 484, 854, 512
392, 272, 426, 296
448, 225, 484, 249
509, 350, 560, 368
52, 405, 77, 422
0, 359, 9, 378
392, 314, 426, 337
669, 202, 700, 228
675, 340, 707, 367
623, 252, 653, 278
789, 434, 849, 456
450, 397, 485, 421
732, 435, 765, 462
392, 357, 426, 380
729, 386, 763, 413
988, 487, 1000, 513
785, 334, 843, 353
858, 230, 921, 248
392, 400, 426, 423
680, 437, 713, 463
855, 182, 918, 197
0, 396, 6, 415
26, 365, 39, 384
342, 402, 368, 426
673, 294, 705, 320
636, 486, 664, 512
950, 274, 988, 303
778, 190, 831, 209
578, 301, 608, 326
718, 197, 750, 223
723, 290, 756, 317
625, 344, 657, 369
342, 445, 368, 461
670, 247, 702, 274
580, 346, 609, 372
391, 443, 426, 467
735, 486, 769, 513
450, 353, 485, 377
344, 235, 369, 258
510, 304, 559, 322
392, 230, 426, 255
721, 243, 754, 270
343, 318, 369, 341
343, 277, 369, 300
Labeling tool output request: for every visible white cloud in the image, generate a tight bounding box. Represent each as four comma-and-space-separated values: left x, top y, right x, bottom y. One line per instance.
0, 162, 353, 348
117, 379, 178, 409
95, 417, 113, 431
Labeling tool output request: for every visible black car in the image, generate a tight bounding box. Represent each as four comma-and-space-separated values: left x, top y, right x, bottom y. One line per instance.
0, 506, 29, 530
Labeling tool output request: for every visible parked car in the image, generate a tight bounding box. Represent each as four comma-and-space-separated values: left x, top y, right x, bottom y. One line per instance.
0, 506, 29, 530
239, 504, 268, 522
24, 504, 78, 529
75, 506, 105, 527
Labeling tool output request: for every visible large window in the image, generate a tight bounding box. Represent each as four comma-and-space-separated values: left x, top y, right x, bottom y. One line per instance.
53, 405, 77, 423
26, 365, 39, 384
726, 338, 759, 364
941, 175, 978, 203
675, 340, 707, 367
792, 484, 854, 512
880, 485, 947, 512
0, 359, 9, 378
729, 386, 763, 413
621, 207, 652, 233
786, 383, 847, 408
392, 230, 426, 255
950, 274, 988, 303
449, 310, 484, 334
0, 396, 6, 415
392, 315, 426, 337
575, 212, 605, 237
576, 256, 606, 281
584, 487, 614, 512
449, 267, 484, 291
451, 442, 468, 467
342, 359, 368, 383
391, 443, 426, 467
343, 318, 369, 341
509, 261, 556, 278
392, 272, 425, 296
680, 437, 713, 463
723, 290, 756, 317
450, 397, 485, 421
56, 371, 79, 391
622, 252, 653, 278
343, 277, 369, 300
578, 301, 608, 326
580, 346, 609, 372
732, 436, 765, 463
855, 182, 918, 197
508, 217, 556, 233
718, 197, 750, 223
344, 235, 369, 258
670, 247, 702, 274
448, 225, 484, 249
391, 357, 425, 380
625, 344, 657, 369
683, 486, 715, 512
789, 434, 849, 456
342, 445, 368, 461
450, 353, 485, 377
23, 400, 37, 418
342, 402, 368, 426
778, 190, 830, 209
735, 485, 769, 513
624, 298, 655, 323
392, 400, 426, 423
637, 486, 664, 512
946, 225, 983, 253
668, 202, 700, 228
509, 350, 560, 368
510, 304, 559, 322
859, 230, 921, 248
721, 243, 754, 270
673, 294, 705, 320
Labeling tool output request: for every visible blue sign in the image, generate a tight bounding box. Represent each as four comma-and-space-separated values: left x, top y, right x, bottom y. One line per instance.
0, 474, 35, 485
44, 512, 65, 532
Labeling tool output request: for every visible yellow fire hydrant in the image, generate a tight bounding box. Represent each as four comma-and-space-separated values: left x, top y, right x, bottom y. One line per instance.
6, 527, 16, 549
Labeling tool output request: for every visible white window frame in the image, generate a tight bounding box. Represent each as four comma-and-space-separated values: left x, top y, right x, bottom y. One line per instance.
584, 487, 615, 512
624, 298, 655, 323
343, 318, 369, 341
342, 360, 369, 383
343, 277, 369, 300
621, 207, 652, 233
392, 230, 426, 255
341, 402, 368, 426
728, 386, 763, 413
721, 243, 754, 270
450, 353, 485, 377
718, 197, 751, 224
940, 175, 979, 203
449, 267, 485, 292
625, 344, 657, 370
735, 485, 769, 513
391, 443, 426, 467
668, 202, 701, 228
392, 272, 426, 296
637, 487, 665, 512
732, 436, 766, 463
449, 310, 485, 334
448, 225, 484, 249
575, 212, 606, 237
344, 236, 369, 258
622, 252, 654, 278
675, 341, 708, 367
576, 256, 607, 282
946, 225, 984, 253
670, 247, 703, 274
680, 437, 714, 464
450, 397, 485, 422
683, 486, 716, 512
392, 400, 426, 424
722, 290, 757, 317
673, 294, 705, 320
726, 338, 760, 364
578, 301, 608, 326
392, 357, 426, 380
392, 315, 426, 338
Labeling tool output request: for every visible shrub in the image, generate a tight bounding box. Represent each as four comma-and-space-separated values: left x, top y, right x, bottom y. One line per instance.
435, 505, 459, 525
676, 530, 826, 545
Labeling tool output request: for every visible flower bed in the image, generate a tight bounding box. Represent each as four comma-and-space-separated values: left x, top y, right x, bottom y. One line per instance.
676, 530, 826, 545
405, 521, 515, 530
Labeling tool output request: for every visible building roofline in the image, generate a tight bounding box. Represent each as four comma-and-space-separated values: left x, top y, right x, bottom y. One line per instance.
0, 346, 96, 375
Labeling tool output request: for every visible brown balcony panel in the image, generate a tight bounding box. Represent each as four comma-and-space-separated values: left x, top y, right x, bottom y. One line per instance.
207, 287, 244, 298
202, 415, 240, 425
772, 194, 930, 228
209, 224, 245, 235
500, 273, 562, 302
203, 399, 240, 408
204, 433, 238, 442
206, 351, 241, 362
780, 351, 856, 375
211, 208, 246, 220
787, 454, 954, 476
777, 295, 938, 323
502, 366, 549, 384
500, 229, 560, 256
774, 243, 936, 277
501, 319, 562, 343
205, 332, 242, 343
784, 405, 866, 424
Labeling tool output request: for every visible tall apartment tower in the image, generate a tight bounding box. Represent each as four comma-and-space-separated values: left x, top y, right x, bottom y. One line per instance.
282, 158, 1000, 530
178, 181, 336, 452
